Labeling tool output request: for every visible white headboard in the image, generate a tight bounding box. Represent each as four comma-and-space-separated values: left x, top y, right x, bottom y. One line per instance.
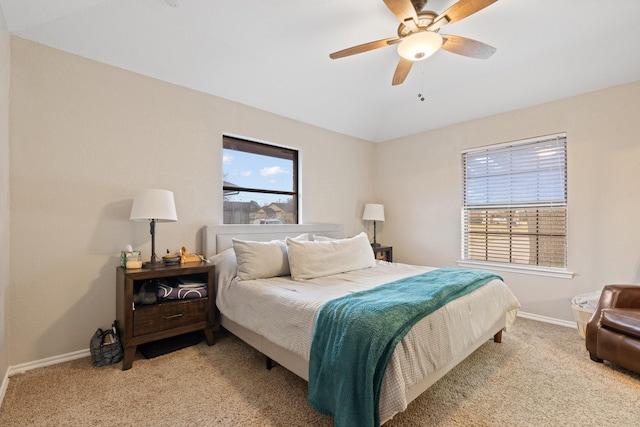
202, 224, 345, 258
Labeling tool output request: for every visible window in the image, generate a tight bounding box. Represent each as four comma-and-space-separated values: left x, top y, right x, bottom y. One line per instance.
223, 136, 298, 224
461, 133, 567, 273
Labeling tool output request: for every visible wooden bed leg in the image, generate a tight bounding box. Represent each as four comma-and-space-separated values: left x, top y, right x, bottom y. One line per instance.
493, 330, 503, 343
266, 356, 274, 370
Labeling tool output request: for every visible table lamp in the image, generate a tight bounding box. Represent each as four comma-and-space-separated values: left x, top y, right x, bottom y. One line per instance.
130, 189, 178, 267
362, 203, 385, 247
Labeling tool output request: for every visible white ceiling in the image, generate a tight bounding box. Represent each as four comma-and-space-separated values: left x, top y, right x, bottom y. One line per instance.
2, 0, 640, 142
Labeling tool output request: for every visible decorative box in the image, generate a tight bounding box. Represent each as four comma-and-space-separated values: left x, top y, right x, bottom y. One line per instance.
121, 251, 142, 269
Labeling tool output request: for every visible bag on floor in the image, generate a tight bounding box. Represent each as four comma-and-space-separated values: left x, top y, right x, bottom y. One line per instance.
90, 320, 123, 367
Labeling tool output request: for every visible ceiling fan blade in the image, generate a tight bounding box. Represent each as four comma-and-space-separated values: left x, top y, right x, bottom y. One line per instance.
441, 35, 496, 59
392, 57, 414, 85
330, 37, 400, 59
432, 0, 497, 27
383, 0, 419, 24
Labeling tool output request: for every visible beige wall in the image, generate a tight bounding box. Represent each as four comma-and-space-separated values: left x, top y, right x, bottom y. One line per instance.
376, 81, 640, 321
8, 37, 375, 365
0, 6, 10, 380
7, 32, 640, 366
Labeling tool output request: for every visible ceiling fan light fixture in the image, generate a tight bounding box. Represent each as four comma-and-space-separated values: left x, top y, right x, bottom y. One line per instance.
397, 31, 443, 61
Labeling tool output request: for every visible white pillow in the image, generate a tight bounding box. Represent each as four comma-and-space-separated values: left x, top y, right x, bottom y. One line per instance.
232, 239, 288, 280
232, 233, 308, 281
313, 235, 337, 242
208, 248, 237, 288
286, 232, 375, 280
209, 247, 234, 266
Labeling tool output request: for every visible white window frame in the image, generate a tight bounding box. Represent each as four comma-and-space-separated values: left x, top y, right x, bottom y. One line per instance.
458, 133, 573, 279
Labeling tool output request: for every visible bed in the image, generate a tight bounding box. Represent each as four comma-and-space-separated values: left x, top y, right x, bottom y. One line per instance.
203, 224, 520, 426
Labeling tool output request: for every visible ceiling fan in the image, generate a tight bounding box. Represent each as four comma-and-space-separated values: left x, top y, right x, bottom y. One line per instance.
330, 0, 498, 86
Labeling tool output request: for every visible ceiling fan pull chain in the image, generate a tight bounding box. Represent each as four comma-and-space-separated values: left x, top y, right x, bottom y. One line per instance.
417, 61, 425, 102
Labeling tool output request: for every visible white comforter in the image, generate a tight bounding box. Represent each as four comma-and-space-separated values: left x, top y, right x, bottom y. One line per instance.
216, 261, 520, 423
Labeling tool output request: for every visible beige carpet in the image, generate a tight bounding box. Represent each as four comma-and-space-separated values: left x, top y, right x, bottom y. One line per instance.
1, 318, 639, 426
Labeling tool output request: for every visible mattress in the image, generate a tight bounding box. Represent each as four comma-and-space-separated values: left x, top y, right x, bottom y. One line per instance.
215, 257, 520, 423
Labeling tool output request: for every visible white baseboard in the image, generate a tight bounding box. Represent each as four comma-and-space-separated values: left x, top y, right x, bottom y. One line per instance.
517, 311, 577, 329
1, 348, 90, 408
7, 348, 90, 378
0, 368, 8, 409
0, 313, 575, 407
1, 315, 575, 378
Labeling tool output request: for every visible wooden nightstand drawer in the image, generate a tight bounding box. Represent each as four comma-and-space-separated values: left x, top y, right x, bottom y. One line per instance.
133, 298, 209, 336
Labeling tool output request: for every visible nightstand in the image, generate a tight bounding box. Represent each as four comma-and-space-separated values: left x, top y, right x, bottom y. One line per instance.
115, 262, 215, 370
372, 245, 393, 262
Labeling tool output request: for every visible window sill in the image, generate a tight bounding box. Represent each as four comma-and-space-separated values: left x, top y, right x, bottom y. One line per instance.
456, 260, 574, 279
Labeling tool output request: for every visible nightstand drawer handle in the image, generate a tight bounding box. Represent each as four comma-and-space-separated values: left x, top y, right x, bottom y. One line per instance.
164, 313, 184, 320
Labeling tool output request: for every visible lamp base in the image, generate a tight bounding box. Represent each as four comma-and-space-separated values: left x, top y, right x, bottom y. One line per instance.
142, 260, 165, 269
371, 242, 381, 248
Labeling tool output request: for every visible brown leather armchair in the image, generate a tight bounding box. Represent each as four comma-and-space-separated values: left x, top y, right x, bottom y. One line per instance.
585, 284, 640, 374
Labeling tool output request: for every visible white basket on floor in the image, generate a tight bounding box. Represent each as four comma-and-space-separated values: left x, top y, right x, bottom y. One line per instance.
571, 304, 593, 339
571, 291, 601, 339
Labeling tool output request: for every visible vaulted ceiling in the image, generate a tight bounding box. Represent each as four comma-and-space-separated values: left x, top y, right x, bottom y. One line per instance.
2, 0, 640, 142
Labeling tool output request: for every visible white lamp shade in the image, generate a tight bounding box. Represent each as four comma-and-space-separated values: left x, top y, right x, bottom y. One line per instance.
397, 31, 443, 61
130, 189, 178, 222
362, 204, 385, 222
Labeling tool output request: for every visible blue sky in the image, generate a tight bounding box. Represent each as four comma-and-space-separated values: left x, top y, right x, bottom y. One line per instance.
223, 148, 293, 193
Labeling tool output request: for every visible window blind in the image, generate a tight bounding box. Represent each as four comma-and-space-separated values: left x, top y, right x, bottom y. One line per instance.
461, 133, 567, 268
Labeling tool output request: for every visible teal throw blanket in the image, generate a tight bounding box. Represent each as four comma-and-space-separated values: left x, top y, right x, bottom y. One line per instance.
307, 267, 502, 427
